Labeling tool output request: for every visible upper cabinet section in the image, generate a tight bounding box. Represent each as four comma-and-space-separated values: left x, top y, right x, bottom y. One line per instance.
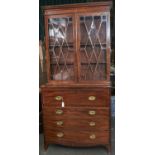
43, 2, 112, 84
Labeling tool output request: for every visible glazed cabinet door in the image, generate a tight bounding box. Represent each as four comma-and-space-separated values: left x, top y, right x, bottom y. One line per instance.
78, 12, 110, 81
45, 15, 76, 82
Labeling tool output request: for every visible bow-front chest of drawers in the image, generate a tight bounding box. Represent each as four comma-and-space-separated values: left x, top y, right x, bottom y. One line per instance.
41, 1, 112, 154
41, 85, 111, 152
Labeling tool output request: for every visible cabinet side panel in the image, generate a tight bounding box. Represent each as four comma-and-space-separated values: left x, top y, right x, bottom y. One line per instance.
44, 15, 51, 82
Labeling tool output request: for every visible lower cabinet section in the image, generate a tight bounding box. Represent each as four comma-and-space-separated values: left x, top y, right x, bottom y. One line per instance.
41, 87, 111, 153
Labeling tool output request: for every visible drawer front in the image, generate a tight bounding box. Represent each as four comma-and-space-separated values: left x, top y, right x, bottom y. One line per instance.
43, 90, 109, 107
45, 129, 110, 146
43, 107, 109, 119
43, 117, 109, 131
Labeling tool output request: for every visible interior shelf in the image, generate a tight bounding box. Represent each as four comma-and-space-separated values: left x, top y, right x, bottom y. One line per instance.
49, 43, 106, 48
80, 42, 106, 45
81, 62, 106, 64
50, 63, 74, 65
51, 62, 74, 65
49, 43, 74, 47
80, 19, 107, 23
50, 62, 106, 65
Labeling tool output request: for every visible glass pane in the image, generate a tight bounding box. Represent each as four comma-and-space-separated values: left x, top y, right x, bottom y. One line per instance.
80, 15, 107, 80
48, 17, 75, 80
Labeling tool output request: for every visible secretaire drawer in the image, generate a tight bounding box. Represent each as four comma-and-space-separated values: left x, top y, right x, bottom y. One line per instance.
42, 90, 110, 107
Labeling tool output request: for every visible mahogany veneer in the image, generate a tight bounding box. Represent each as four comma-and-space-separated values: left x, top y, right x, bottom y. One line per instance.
41, 1, 112, 154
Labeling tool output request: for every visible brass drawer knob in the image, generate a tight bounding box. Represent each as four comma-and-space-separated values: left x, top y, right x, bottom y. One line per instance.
57, 132, 64, 138
56, 121, 63, 126
55, 109, 63, 115
89, 122, 96, 126
88, 110, 96, 115
88, 96, 96, 101
55, 96, 62, 101
89, 134, 96, 140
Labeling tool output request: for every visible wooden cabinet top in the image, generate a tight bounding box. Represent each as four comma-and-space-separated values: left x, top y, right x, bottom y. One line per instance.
42, 2, 112, 15
42, 1, 112, 11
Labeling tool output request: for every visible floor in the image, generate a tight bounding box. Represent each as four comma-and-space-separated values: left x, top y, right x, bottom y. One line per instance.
39, 97, 115, 155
